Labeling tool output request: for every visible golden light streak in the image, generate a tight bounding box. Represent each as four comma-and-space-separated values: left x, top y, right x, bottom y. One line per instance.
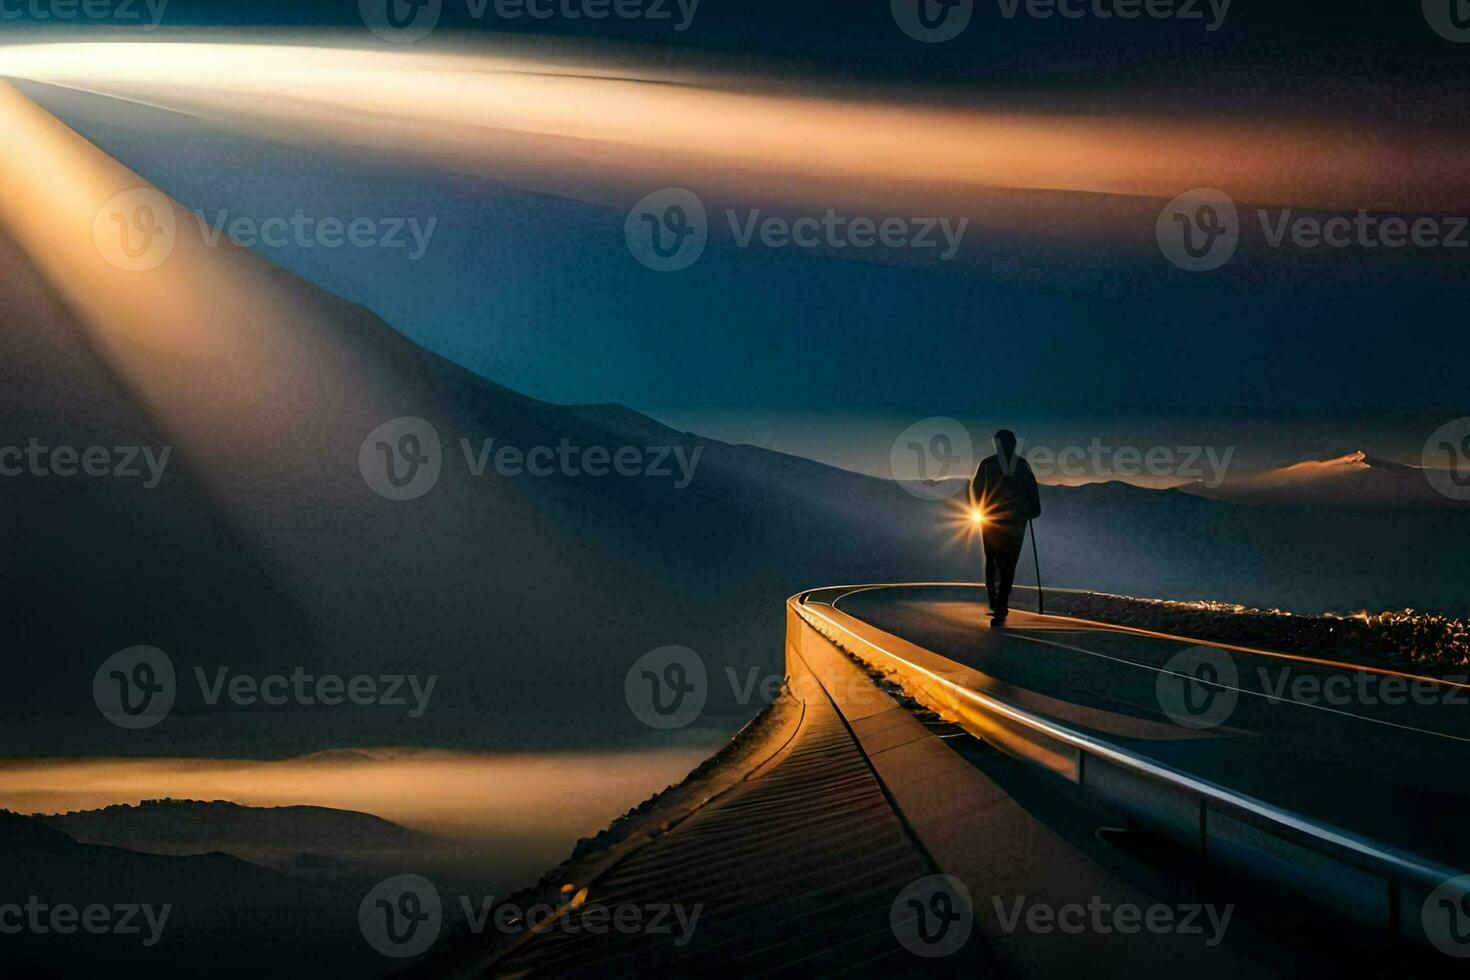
0, 80, 478, 593
0, 79, 238, 359
0, 40, 1467, 221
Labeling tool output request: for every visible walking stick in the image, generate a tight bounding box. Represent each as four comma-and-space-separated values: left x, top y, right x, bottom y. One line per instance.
1029, 520, 1044, 616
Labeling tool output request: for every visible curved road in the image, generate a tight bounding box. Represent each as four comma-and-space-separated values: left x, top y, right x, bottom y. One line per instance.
806, 584, 1470, 875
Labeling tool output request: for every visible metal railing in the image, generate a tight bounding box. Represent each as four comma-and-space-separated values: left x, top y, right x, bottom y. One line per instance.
787, 587, 1465, 952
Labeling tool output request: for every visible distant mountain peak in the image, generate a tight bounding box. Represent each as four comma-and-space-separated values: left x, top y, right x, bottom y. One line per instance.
1185, 448, 1447, 508
1265, 451, 1369, 482
1260, 450, 1429, 484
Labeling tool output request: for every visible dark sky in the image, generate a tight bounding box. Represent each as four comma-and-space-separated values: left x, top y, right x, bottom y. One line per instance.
6, 2, 1470, 473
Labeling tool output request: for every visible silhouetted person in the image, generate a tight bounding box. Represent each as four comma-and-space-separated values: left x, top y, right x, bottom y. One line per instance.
970, 430, 1041, 625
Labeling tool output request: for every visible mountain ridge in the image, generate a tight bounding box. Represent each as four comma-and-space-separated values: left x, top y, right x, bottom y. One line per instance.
1185, 449, 1453, 508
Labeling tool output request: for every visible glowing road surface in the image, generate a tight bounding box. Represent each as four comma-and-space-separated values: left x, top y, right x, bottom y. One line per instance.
804, 584, 1470, 876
